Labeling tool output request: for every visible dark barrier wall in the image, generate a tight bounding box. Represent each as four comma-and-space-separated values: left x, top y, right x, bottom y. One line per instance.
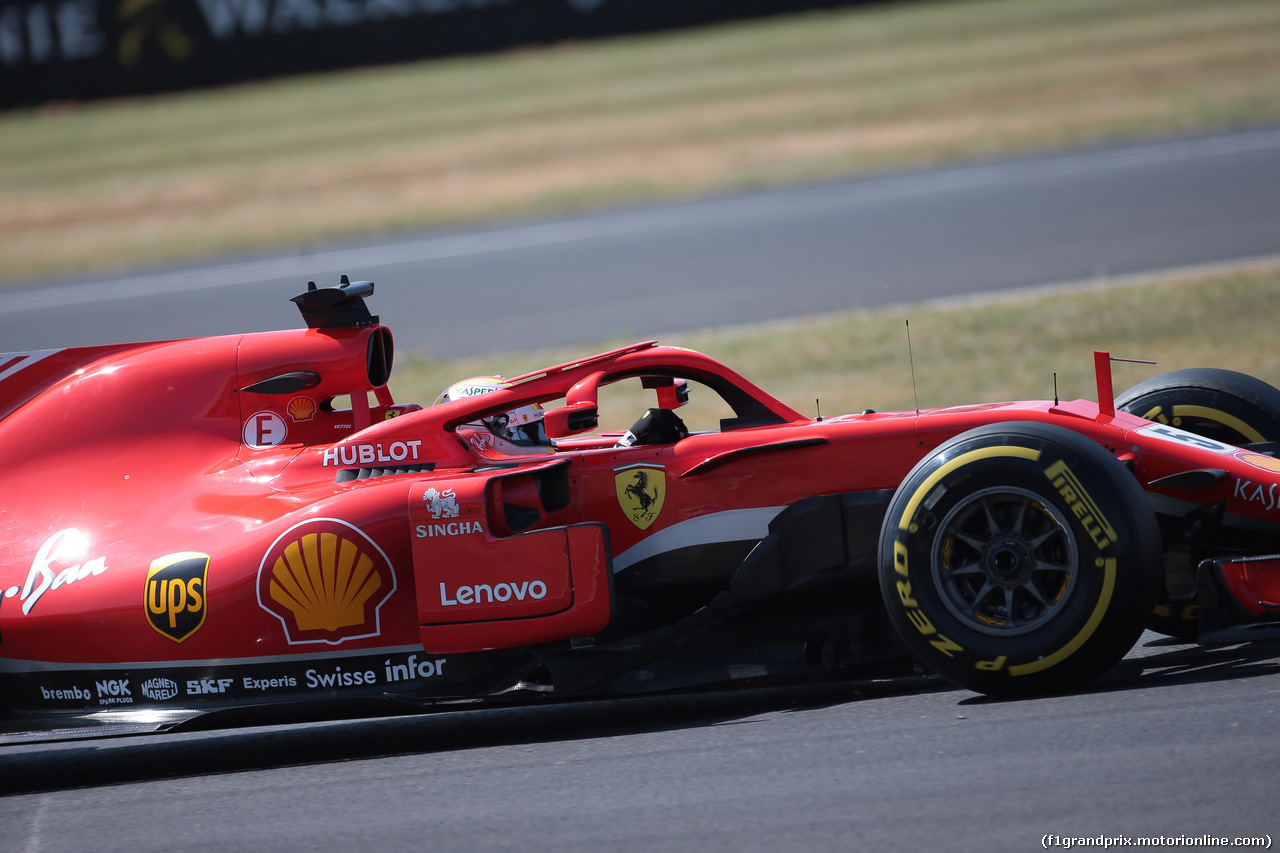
1, 0, 875, 108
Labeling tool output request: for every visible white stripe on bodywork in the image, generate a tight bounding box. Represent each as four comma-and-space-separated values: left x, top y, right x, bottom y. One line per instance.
0, 349, 61, 383
612, 506, 786, 573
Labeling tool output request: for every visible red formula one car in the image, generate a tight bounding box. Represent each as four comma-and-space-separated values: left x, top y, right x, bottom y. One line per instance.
2, 279, 1279, 738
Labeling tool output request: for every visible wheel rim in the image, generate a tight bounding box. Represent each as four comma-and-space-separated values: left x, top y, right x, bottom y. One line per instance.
931, 486, 1078, 637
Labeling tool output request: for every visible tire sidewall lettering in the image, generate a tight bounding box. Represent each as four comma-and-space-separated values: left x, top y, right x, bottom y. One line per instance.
880, 423, 1155, 694
889, 447, 1111, 670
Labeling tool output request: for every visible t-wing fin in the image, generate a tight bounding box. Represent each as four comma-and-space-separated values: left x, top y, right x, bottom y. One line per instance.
291, 275, 378, 329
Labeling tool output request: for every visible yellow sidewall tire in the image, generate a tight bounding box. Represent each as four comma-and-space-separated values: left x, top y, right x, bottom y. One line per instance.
878, 422, 1161, 696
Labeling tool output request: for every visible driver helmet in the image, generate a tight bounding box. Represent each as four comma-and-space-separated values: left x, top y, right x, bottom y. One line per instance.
433, 376, 553, 456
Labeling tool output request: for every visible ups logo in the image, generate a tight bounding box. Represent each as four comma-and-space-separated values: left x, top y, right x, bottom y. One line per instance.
145, 553, 209, 643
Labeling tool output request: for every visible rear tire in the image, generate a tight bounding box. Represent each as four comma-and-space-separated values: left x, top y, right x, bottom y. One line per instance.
878, 422, 1161, 696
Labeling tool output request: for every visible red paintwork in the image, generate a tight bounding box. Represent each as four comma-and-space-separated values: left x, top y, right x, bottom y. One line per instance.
1217, 558, 1280, 614
3, 318, 1280, 695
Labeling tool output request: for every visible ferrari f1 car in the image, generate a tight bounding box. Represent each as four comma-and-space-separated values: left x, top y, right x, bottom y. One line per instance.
3, 278, 1279, 738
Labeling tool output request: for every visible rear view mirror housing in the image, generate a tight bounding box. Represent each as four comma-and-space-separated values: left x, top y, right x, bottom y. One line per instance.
544, 403, 599, 437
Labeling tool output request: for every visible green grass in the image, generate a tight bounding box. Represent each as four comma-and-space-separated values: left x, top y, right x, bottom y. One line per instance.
2, 0, 1280, 282
385, 262, 1280, 421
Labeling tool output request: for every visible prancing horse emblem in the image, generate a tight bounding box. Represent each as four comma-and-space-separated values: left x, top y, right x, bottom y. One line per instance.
615, 465, 666, 530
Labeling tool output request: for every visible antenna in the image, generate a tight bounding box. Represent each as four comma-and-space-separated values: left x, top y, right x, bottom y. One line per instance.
906, 320, 919, 415
1053, 372, 1059, 406
815, 399, 823, 422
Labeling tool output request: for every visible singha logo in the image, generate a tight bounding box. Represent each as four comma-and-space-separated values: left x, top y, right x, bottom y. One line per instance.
424, 487, 460, 520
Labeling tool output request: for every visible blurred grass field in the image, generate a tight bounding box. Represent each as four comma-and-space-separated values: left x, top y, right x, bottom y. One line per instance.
2, 0, 1279, 283
387, 261, 1280, 422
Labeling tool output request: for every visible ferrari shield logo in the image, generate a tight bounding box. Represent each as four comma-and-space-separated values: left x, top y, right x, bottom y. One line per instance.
615, 464, 666, 530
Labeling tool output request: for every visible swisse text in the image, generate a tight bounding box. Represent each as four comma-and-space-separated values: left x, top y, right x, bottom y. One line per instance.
305, 666, 376, 688
323, 440, 422, 467
439, 580, 547, 607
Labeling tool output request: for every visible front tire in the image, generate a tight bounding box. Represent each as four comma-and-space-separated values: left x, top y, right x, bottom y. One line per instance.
878, 422, 1161, 696
1116, 368, 1280, 446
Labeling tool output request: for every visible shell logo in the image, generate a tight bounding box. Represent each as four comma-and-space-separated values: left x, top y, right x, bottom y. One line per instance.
256, 519, 397, 646
288, 396, 317, 422
1239, 452, 1280, 474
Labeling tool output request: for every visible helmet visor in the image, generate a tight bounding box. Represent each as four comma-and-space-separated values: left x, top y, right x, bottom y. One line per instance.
509, 419, 549, 447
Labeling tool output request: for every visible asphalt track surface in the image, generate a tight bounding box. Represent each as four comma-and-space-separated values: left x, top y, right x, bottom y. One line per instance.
3, 125, 1280, 358
4, 128, 1280, 851
0, 633, 1277, 852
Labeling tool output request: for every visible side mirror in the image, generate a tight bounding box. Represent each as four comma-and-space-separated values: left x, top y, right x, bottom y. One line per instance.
656, 378, 690, 410
544, 403, 599, 438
